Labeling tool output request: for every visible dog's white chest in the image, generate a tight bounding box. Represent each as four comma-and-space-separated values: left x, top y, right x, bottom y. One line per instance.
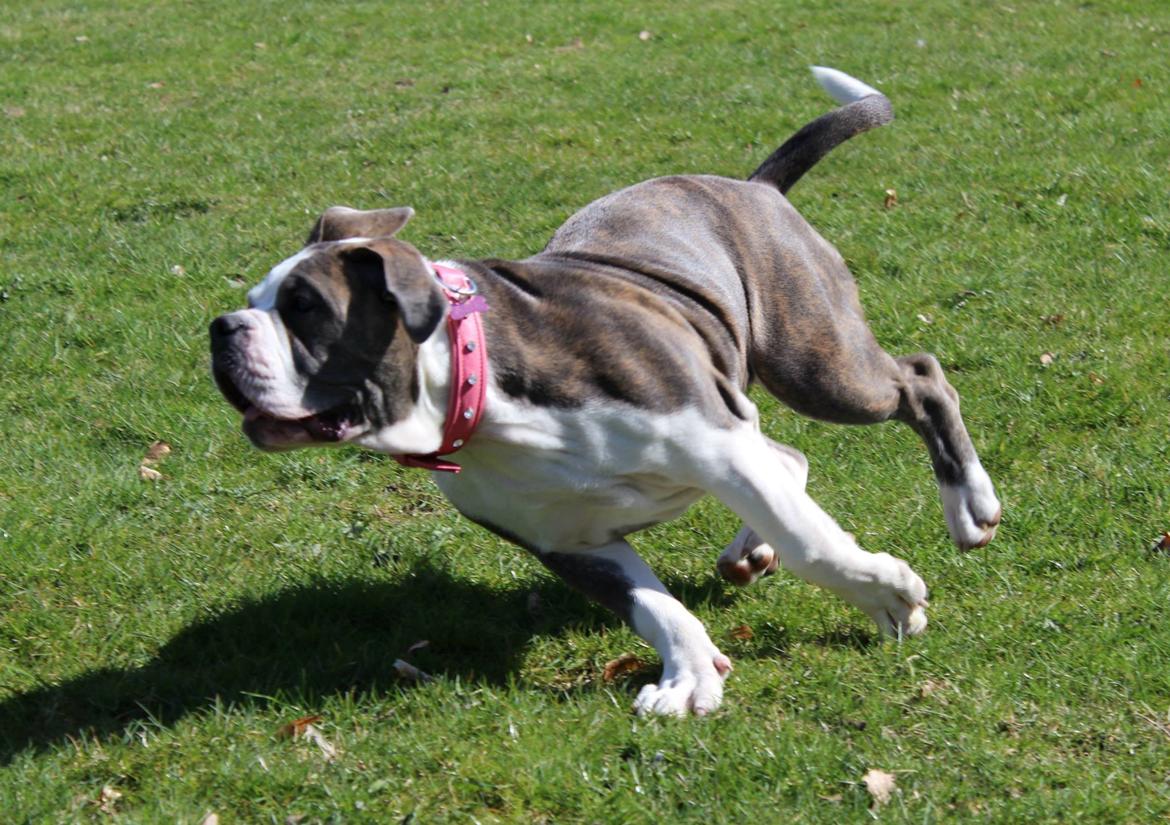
432, 399, 715, 551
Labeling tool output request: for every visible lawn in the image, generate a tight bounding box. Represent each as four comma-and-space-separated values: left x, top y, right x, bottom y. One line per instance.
2, 0, 1169, 821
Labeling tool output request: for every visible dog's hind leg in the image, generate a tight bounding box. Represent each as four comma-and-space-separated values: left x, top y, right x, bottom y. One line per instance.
536, 540, 731, 717
753, 334, 1001, 549
889, 352, 1001, 549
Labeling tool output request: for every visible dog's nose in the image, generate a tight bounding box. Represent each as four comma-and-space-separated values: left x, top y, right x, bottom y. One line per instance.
209, 313, 246, 342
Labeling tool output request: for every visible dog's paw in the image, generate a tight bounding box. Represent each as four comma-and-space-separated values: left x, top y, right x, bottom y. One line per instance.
835, 552, 929, 640
716, 526, 778, 586
941, 463, 1002, 549
633, 651, 732, 717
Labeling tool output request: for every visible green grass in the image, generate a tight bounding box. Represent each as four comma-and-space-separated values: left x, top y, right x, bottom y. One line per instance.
2, 0, 1169, 820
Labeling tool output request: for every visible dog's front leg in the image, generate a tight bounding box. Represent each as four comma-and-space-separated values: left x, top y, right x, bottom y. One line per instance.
704, 431, 929, 638
537, 541, 731, 716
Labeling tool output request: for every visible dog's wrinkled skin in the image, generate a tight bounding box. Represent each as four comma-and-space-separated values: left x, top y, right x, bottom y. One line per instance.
210, 68, 1001, 716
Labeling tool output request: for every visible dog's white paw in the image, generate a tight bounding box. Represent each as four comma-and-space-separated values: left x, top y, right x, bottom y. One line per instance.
633, 651, 732, 717
716, 526, 778, 586
941, 463, 1002, 550
834, 552, 929, 639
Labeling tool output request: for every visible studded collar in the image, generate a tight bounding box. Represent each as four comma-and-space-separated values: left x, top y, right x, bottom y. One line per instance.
393, 263, 488, 473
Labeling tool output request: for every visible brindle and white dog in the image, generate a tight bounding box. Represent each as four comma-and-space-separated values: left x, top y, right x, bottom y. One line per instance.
210, 68, 1001, 716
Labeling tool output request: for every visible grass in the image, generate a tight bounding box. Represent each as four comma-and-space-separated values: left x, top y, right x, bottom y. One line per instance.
2, 0, 1169, 820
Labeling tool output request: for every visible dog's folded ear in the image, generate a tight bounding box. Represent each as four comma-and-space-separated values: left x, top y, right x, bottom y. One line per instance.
341, 239, 446, 344
307, 206, 415, 244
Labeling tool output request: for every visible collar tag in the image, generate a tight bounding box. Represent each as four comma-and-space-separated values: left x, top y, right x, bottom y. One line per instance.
449, 293, 489, 320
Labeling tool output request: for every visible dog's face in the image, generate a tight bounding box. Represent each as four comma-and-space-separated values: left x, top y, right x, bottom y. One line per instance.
209, 207, 446, 452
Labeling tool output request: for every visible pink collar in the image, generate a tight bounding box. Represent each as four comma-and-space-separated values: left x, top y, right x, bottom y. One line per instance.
393, 263, 489, 473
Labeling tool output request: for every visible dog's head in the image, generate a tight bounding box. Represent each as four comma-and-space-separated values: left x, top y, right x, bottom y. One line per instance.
209, 206, 447, 452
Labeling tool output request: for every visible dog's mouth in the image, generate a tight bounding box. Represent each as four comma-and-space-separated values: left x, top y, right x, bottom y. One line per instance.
241, 403, 360, 450
213, 366, 362, 451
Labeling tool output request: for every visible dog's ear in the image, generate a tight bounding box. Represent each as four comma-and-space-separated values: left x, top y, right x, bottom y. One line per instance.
307, 206, 414, 244
341, 239, 446, 344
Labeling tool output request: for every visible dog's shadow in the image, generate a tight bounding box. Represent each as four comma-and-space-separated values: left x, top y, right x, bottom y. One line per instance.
0, 562, 596, 765
0, 562, 866, 765
0, 562, 748, 764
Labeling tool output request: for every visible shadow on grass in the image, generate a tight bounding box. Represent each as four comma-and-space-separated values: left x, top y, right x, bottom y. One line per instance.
0, 561, 610, 765
0, 561, 851, 764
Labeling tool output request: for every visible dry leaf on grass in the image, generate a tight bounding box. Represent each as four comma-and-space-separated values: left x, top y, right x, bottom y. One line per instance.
393, 658, 433, 683
276, 714, 322, 740
143, 440, 171, 463
276, 715, 337, 761
729, 624, 754, 641
602, 653, 644, 682
98, 785, 122, 814
199, 814, 220, 825
138, 440, 172, 481
1039, 352, 1055, 366
862, 768, 897, 807
638, 30, 652, 41
883, 188, 898, 209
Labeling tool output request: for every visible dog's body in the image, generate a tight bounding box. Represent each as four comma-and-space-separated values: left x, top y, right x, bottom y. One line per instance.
211, 68, 1001, 716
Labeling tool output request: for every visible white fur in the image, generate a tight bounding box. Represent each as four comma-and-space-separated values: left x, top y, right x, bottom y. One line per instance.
940, 459, 1001, 549
810, 65, 883, 104
435, 394, 713, 550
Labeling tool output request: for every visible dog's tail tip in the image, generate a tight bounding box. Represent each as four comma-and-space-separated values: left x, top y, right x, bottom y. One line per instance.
747, 66, 893, 195
809, 65, 885, 105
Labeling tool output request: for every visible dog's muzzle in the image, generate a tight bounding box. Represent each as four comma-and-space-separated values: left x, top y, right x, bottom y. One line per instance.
209, 313, 361, 450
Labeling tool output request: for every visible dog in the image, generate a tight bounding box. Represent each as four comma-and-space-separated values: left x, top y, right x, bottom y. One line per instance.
210, 67, 1001, 716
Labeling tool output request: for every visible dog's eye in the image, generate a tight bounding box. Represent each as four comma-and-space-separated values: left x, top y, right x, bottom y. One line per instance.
290, 291, 318, 313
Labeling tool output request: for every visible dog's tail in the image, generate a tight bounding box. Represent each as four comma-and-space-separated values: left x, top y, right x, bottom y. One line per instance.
748, 66, 893, 195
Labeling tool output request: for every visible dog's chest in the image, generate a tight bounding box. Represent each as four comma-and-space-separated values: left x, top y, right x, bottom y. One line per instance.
432, 400, 715, 551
